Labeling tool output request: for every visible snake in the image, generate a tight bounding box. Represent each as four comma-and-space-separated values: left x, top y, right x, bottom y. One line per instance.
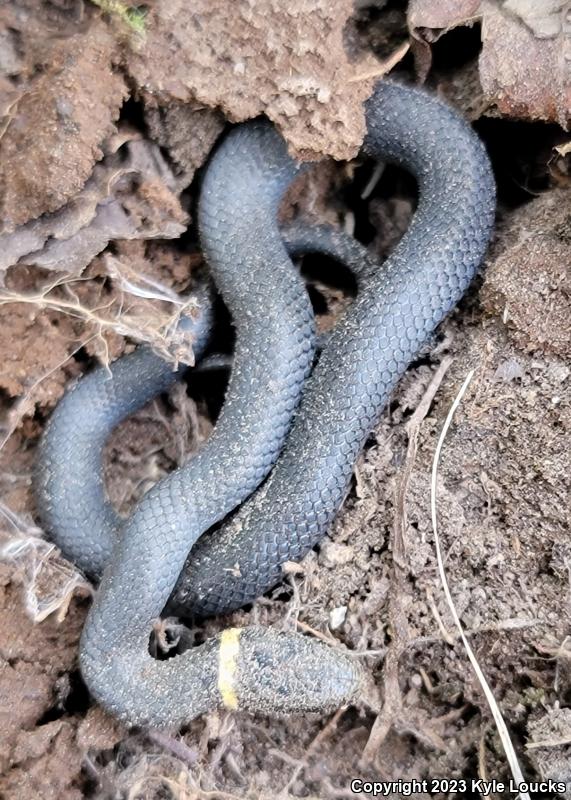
34, 225, 373, 578
35, 81, 495, 727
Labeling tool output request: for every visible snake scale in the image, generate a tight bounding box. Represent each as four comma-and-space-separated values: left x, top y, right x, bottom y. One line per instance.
35, 81, 495, 726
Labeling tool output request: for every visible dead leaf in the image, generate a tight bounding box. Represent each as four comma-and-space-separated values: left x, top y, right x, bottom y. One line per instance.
0, 138, 188, 278
408, 0, 482, 40
408, 0, 570, 128
480, 2, 570, 128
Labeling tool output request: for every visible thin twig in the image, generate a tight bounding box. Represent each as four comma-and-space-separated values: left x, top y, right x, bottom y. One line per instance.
145, 729, 199, 766
348, 41, 411, 83
526, 735, 571, 751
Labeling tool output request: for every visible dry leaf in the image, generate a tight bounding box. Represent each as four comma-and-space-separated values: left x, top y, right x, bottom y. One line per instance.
0, 138, 188, 278
408, 0, 570, 127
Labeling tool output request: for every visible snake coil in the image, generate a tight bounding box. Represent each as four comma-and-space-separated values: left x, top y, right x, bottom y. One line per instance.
35, 82, 495, 726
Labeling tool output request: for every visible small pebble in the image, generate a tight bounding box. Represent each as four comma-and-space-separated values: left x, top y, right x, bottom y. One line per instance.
329, 606, 347, 630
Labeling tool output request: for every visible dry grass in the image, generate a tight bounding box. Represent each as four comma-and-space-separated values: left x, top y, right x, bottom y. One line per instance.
0, 259, 199, 370
430, 370, 530, 800
360, 358, 453, 764
0, 258, 203, 623
0, 501, 92, 622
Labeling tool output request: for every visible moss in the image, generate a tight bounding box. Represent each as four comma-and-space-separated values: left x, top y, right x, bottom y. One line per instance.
90, 1, 147, 38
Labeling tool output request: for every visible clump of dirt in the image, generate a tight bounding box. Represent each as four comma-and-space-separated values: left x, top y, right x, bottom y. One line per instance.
0, 301, 80, 403
144, 102, 225, 190
1, 2, 570, 799
0, 11, 127, 232
0, 132, 190, 279
126, 0, 378, 160
0, 566, 86, 797
528, 708, 571, 786
481, 187, 571, 357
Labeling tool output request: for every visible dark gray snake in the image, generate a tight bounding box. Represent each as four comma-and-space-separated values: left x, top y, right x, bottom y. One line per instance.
35, 82, 495, 727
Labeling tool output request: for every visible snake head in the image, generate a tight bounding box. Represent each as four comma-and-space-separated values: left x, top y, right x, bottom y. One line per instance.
227, 626, 364, 715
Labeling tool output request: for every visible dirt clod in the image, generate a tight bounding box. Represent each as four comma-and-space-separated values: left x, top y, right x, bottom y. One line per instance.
481, 187, 571, 356
126, 0, 376, 161
0, 14, 127, 233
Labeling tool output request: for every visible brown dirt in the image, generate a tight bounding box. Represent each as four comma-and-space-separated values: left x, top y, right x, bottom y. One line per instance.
0, 8, 127, 233
481, 187, 571, 357
0, 2, 570, 799
125, 0, 379, 161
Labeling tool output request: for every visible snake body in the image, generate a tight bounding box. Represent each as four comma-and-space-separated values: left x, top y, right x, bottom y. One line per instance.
35, 82, 495, 725
35, 226, 372, 579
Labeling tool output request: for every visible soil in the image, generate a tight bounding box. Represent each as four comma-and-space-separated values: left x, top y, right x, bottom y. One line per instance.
0, 2, 570, 799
